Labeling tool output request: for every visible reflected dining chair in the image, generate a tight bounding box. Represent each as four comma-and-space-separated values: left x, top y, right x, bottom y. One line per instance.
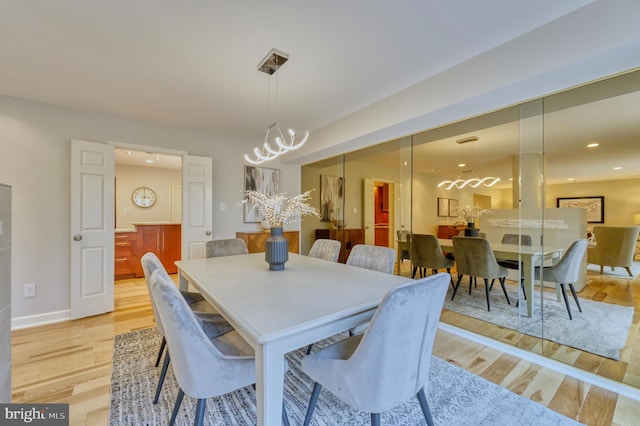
205, 238, 249, 258
300, 273, 449, 426
410, 234, 454, 288
535, 239, 587, 320
149, 269, 290, 426
141, 252, 233, 404
308, 239, 341, 262
451, 236, 511, 311
497, 233, 532, 303
397, 230, 411, 265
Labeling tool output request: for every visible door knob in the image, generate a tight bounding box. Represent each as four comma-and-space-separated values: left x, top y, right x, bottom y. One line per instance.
73, 234, 83, 241
205, 230, 212, 236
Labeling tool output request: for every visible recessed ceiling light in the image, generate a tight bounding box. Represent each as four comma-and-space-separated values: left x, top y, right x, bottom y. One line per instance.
509, 178, 513, 181
126, 151, 132, 155
613, 166, 622, 170
587, 143, 599, 148
457, 163, 466, 168
155, 156, 161, 161
568, 178, 575, 181
145, 159, 154, 164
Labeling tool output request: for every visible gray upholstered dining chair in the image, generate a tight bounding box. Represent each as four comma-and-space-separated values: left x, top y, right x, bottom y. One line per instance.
205, 238, 249, 258
410, 234, 454, 288
140, 252, 233, 404
306, 244, 396, 355
300, 273, 449, 426
535, 239, 587, 320
451, 236, 511, 311
308, 239, 341, 262
149, 269, 290, 426
346, 244, 396, 274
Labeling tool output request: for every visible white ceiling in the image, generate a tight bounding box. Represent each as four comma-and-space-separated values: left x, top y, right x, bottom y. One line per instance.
3, 1, 637, 183
0, 1, 592, 140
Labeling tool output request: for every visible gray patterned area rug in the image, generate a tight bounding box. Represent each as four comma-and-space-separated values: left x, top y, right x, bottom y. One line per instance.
110, 327, 581, 425
444, 281, 634, 360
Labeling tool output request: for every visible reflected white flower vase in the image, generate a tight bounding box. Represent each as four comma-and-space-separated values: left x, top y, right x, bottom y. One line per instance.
265, 227, 288, 271
464, 222, 479, 237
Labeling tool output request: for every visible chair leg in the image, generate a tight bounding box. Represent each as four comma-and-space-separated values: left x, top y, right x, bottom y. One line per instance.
559, 283, 573, 320
371, 413, 381, 426
499, 277, 511, 305
451, 274, 463, 301
154, 350, 170, 404
155, 336, 166, 367
468, 276, 473, 295
446, 268, 455, 290
305, 344, 313, 355
417, 388, 434, 426
484, 278, 491, 311
625, 266, 633, 277
412, 265, 418, 279
194, 398, 206, 426
303, 382, 322, 426
568, 283, 582, 313
169, 388, 184, 426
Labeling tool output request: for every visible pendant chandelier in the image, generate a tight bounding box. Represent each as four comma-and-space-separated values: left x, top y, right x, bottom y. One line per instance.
437, 136, 501, 189
244, 49, 309, 165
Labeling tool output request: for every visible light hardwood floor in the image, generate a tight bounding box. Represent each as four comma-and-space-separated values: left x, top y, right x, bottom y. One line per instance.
11, 274, 640, 425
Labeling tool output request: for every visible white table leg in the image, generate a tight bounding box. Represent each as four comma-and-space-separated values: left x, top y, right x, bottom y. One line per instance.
178, 270, 189, 291
255, 343, 285, 426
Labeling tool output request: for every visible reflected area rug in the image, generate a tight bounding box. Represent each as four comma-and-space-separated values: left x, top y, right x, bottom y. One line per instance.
110, 328, 580, 425
444, 281, 634, 360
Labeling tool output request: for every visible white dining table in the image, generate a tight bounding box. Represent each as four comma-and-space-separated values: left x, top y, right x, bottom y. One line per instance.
176, 252, 413, 426
437, 238, 563, 318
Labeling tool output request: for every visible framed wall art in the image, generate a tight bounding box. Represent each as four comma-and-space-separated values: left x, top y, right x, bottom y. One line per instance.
557, 196, 604, 223
243, 165, 280, 223
448, 198, 459, 218
320, 175, 344, 222
437, 197, 449, 217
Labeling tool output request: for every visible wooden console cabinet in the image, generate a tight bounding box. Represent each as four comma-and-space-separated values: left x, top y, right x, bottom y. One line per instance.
236, 231, 300, 254
315, 228, 365, 263
437, 225, 466, 239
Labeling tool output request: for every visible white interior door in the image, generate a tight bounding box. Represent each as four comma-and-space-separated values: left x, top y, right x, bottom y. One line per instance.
70, 139, 114, 319
182, 155, 212, 259
363, 178, 375, 245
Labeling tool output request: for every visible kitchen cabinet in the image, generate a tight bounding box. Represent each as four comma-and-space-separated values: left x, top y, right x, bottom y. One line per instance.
136, 224, 181, 275
114, 231, 138, 279
236, 231, 300, 254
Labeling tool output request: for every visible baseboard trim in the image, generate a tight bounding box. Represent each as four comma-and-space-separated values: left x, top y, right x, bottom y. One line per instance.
11, 310, 70, 330
438, 322, 640, 402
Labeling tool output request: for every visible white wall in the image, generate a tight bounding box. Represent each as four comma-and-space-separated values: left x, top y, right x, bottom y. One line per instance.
115, 164, 182, 229
0, 96, 300, 323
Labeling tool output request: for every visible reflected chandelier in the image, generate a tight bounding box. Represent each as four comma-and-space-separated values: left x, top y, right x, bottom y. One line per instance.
437, 136, 500, 189
244, 49, 309, 165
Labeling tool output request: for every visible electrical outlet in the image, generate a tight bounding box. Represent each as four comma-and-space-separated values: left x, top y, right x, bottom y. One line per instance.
24, 283, 36, 298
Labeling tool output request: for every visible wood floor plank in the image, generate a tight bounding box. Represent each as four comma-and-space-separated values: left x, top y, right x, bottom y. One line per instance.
578, 385, 618, 425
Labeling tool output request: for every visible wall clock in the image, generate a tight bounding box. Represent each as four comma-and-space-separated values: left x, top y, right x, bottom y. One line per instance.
132, 186, 157, 208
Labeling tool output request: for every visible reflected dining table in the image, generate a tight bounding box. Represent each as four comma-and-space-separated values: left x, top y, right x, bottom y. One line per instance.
176, 252, 412, 426
437, 238, 563, 318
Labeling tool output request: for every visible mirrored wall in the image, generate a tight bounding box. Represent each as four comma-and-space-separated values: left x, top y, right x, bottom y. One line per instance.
301, 69, 640, 388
